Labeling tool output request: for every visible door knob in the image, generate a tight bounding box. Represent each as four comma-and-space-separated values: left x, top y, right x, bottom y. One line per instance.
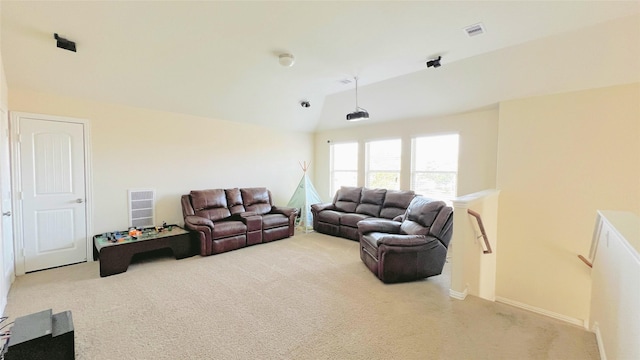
2, 211, 10, 217
76, 199, 84, 203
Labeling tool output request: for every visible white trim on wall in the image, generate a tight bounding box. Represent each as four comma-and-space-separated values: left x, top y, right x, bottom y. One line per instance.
449, 287, 468, 300
592, 322, 607, 360
495, 296, 586, 328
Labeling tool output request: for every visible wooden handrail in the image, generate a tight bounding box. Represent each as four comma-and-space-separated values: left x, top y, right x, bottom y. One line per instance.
467, 209, 492, 254
578, 255, 593, 268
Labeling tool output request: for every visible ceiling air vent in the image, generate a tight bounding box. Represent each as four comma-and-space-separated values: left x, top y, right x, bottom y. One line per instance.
464, 23, 486, 37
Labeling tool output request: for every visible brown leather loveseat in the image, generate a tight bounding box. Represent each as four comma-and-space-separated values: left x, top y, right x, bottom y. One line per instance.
181, 187, 297, 256
310, 186, 416, 240
357, 196, 453, 283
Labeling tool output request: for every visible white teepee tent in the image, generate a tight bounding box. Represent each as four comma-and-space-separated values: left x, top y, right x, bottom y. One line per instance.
287, 161, 322, 232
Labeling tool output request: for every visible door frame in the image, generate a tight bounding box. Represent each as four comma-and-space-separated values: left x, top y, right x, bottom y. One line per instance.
10, 112, 93, 276
0, 106, 11, 313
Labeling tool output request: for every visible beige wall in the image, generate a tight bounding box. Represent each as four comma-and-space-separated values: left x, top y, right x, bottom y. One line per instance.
0, 57, 6, 108
313, 108, 499, 201
9, 88, 313, 234
496, 83, 640, 321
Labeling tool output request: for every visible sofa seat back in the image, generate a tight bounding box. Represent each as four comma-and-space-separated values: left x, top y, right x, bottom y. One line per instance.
380, 190, 416, 220
355, 188, 386, 217
225, 188, 245, 215
400, 197, 446, 236
333, 186, 362, 213
241, 187, 273, 214
190, 189, 231, 221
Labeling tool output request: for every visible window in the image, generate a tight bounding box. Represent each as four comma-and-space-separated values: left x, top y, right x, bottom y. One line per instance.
330, 142, 358, 196
411, 134, 459, 200
366, 139, 401, 190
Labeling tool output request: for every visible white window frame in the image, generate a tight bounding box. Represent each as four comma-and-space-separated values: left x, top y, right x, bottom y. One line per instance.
329, 142, 358, 197
410, 134, 459, 200
365, 138, 401, 190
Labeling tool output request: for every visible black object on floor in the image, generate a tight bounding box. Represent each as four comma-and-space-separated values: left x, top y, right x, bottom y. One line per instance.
3, 309, 74, 360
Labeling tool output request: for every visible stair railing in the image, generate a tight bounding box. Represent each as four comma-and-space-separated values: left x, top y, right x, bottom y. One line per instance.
467, 209, 492, 254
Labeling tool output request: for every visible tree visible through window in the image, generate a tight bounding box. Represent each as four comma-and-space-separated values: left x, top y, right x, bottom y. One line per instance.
411, 134, 459, 200
366, 139, 401, 190
330, 142, 358, 197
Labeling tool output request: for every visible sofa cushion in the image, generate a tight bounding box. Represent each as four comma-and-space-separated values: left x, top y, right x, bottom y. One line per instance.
225, 188, 245, 215
333, 186, 362, 213
262, 213, 288, 230
355, 188, 386, 217
317, 210, 342, 225
191, 189, 231, 221
211, 221, 246, 240
341, 213, 371, 227
241, 187, 272, 214
379, 190, 415, 219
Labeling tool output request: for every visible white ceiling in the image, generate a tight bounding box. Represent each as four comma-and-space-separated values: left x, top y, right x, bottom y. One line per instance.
2, 1, 639, 132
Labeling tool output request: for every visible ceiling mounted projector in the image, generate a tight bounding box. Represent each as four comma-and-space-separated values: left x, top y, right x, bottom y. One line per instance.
346, 110, 369, 121
346, 77, 369, 121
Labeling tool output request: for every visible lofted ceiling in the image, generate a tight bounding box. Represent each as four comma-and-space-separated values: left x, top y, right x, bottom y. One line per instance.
1, 1, 639, 132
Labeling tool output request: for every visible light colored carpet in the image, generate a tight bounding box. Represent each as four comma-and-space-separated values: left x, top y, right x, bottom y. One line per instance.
4, 232, 598, 360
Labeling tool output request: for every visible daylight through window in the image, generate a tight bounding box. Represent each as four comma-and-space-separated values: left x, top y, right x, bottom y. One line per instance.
366, 139, 401, 190
411, 134, 459, 200
329, 142, 358, 196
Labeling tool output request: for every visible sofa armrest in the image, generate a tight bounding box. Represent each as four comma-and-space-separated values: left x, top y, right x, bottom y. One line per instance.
229, 212, 258, 221
378, 234, 431, 247
184, 215, 214, 228
357, 219, 401, 235
270, 206, 298, 237
310, 203, 334, 214
271, 206, 298, 218
230, 212, 261, 232
183, 215, 214, 256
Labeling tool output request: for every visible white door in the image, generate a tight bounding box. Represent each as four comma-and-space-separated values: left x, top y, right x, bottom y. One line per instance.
0, 108, 11, 300
18, 116, 87, 272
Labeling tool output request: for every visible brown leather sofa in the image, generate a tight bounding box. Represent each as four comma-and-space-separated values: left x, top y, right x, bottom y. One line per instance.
357, 196, 453, 283
181, 187, 297, 256
310, 186, 416, 240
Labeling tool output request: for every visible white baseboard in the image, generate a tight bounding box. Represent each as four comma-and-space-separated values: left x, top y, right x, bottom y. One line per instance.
495, 296, 585, 327
449, 287, 468, 300
592, 322, 607, 360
